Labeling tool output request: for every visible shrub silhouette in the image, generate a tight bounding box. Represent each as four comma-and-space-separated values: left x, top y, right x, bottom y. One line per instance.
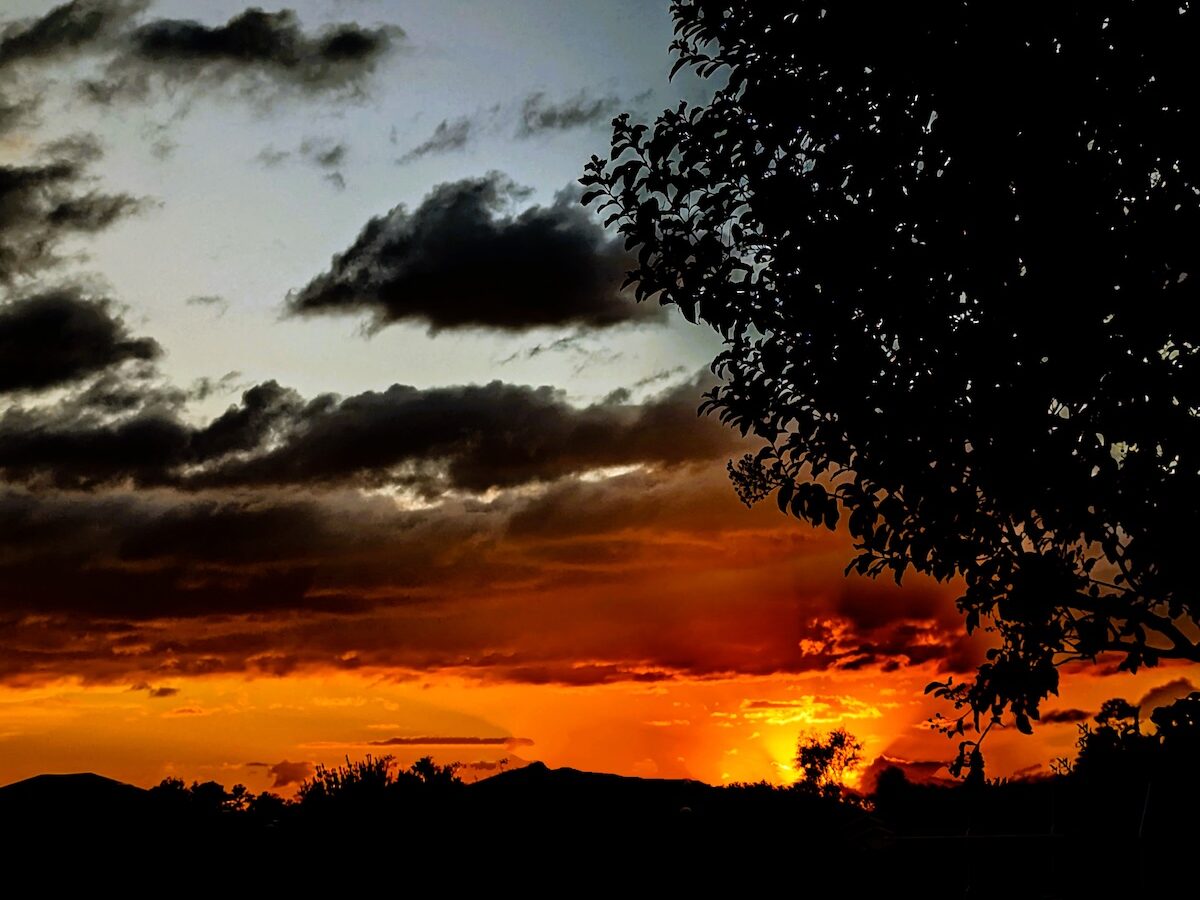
294, 754, 464, 827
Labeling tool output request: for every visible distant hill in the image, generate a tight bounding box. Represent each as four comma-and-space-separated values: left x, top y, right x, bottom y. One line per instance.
0, 772, 150, 824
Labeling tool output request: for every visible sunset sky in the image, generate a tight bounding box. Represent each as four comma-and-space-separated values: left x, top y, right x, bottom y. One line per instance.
1, 0, 1196, 796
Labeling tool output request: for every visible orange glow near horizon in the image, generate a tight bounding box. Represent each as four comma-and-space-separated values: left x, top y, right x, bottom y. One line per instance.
3, 660, 1196, 795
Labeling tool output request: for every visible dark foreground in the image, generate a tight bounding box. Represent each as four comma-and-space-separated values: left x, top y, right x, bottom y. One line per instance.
0, 759, 1195, 896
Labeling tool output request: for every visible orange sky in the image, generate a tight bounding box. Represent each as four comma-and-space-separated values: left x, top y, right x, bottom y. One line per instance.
3, 660, 1195, 795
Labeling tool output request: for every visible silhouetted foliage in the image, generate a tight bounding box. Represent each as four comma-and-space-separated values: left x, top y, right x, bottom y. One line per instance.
794, 727, 862, 798
246, 788, 287, 825
1149, 692, 1200, 761
3, 749, 1197, 892
1073, 691, 1200, 780
297, 754, 396, 811
148, 775, 248, 816
583, 1, 1200, 744
294, 753, 464, 825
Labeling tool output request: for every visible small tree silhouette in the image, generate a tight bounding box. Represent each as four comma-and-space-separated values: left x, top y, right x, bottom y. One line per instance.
408, 755, 461, 787
794, 727, 863, 799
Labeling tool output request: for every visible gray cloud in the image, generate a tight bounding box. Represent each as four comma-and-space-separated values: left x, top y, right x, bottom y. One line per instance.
0, 93, 40, 135
518, 90, 622, 136
398, 116, 472, 163
254, 146, 291, 167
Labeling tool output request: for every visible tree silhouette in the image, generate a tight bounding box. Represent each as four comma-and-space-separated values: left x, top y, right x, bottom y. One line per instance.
794, 727, 862, 798
1072, 692, 1200, 779
583, 1, 1200, 737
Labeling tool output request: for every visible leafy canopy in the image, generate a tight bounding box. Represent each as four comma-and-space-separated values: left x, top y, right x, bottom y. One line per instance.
583, 1, 1200, 735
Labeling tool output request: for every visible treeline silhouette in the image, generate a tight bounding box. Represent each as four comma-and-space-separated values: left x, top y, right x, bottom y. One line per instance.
2, 698, 1196, 894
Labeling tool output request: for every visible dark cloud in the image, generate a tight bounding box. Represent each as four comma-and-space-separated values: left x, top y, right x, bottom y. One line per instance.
254, 146, 291, 167
823, 577, 983, 673
518, 90, 621, 137
0, 0, 142, 70
0, 369, 735, 493
367, 736, 528, 747
0, 379, 305, 489
741, 700, 815, 710
398, 117, 472, 163
129, 682, 179, 698
148, 135, 176, 161
0, 290, 160, 394
44, 191, 139, 231
245, 760, 313, 789
84, 8, 401, 102
192, 374, 737, 494
860, 755, 950, 792
0, 456, 972, 687
0, 93, 40, 135
0, 487, 422, 628
1039, 708, 1090, 725
1138, 678, 1197, 717
463, 758, 528, 774
286, 172, 658, 333
498, 335, 586, 366
299, 138, 346, 169
128, 681, 179, 698
1, 140, 142, 280
1011, 763, 1047, 781
38, 132, 105, 163
630, 367, 688, 391
255, 140, 346, 186
185, 294, 228, 316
